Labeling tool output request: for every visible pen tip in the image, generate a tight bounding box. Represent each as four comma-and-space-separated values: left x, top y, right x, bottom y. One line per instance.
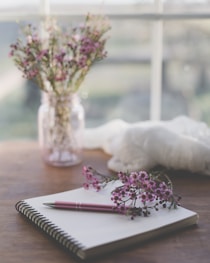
43, 202, 54, 207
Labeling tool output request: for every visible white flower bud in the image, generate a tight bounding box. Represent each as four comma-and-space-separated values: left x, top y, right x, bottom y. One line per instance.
27, 35, 32, 44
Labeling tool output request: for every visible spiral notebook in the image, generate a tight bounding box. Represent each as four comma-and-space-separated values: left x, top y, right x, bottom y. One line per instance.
15, 186, 198, 261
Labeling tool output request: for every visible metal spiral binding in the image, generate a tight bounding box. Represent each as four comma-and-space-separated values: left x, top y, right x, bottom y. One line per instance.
15, 201, 84, 255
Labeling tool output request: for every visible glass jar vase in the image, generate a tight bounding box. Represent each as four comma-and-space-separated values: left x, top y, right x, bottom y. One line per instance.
38, 92, 85, 167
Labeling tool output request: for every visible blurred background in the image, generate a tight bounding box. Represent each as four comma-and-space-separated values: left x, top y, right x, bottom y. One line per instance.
1, 0, 210, 140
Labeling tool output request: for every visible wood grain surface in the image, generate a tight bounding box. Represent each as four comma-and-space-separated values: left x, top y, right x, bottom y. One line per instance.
0, 141, 210, 263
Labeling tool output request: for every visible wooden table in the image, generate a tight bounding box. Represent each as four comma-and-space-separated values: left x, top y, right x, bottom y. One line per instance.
1, 141, 210, 263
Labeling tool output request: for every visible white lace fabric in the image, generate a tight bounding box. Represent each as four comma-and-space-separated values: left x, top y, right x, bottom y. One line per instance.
84, 116, 210, 176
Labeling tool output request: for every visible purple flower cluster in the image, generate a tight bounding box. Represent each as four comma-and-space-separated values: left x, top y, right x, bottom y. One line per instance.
9, 14, 111, 94
83, 166, 103, 191
80, 37, 97, 55
83, 166, 115, 191
83, 166, 181, 219
111, 171, 179, 219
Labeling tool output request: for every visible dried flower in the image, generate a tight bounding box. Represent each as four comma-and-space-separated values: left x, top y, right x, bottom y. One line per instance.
82, 166, 116, 191
83, 166, 181, 219
9, 14, 111, 95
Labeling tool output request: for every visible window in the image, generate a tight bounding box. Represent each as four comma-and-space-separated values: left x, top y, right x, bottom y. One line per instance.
1, 0, 210, 140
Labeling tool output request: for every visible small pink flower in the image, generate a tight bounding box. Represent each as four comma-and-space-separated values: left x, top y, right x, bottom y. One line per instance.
8, 51, 14, 57
37, 49, 48, 61
73, 34, 80, 42
83, 183, 89, 190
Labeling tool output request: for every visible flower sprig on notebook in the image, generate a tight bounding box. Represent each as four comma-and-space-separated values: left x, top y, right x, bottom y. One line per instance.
83, 166, 181, 219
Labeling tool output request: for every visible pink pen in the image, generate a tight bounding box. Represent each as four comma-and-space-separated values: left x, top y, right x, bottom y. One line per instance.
43, 201, 127, 213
